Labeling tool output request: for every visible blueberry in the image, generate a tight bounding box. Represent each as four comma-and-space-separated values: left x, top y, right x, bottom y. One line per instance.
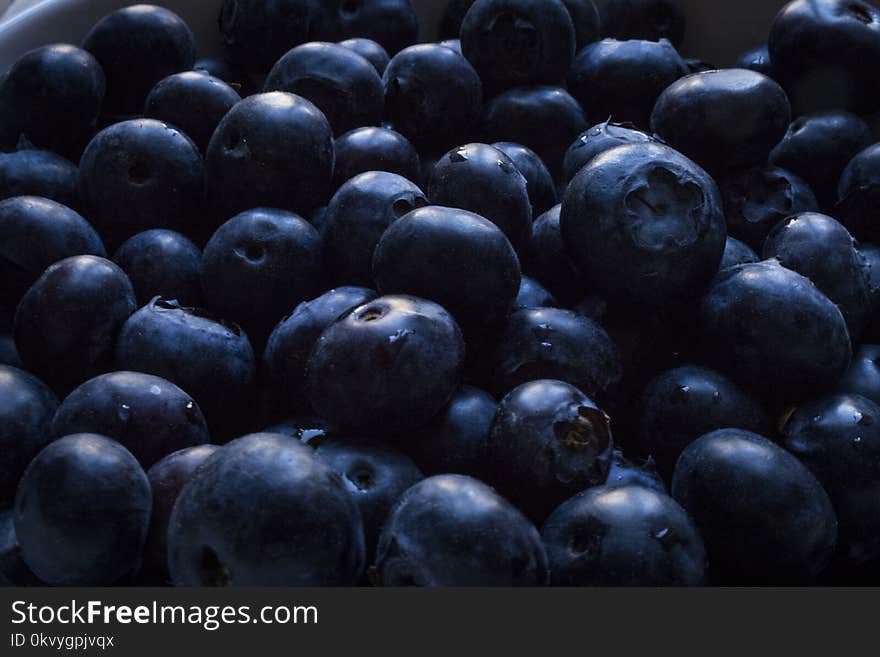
428, 143, 532, 255
0, 196, 105, 309
0, 508, 41, 586
719, 165, 818, 251
115, 298, 256, 437
145, 72, 240, 152
515, 276, 558, 310
764, 213, 871, 338
373, 205, 521, 335
492, 142, 558, 217
0, 149, 79, 210
568, 39, 687, 129
479, 86, 587, 179
322, 171, 427, 287
461, 0, 575, 94
838, 345, 880, 406
113, 230, 203, 308
599, 0, 685, 46
264, 287, 378, 416
438, 39, 463, 54
408, 385, 497, 478
307, 295, 465, 435
15, 434, 151, 585
769, 0, 880, 114
860, 244, 880, 339
382, 44, 482, 152
0, 366, 58, 506
206, 92, 334, 222
333, 0, 419, 56
143, 445, 220, 582
561, 0, 601, 50
376, 474, 549, 586
83, 5, 195, 117
700, 260, 851, 401
218, 0, 333, 73
638, 365, 770, 477
651, 69, 791, 175
524, 205, 583, 305
168, 433, 365, 586
489, 307, 622, 403
561, 142, 726, 309
770, 111, 873, 210
14, 256, 136, 394
718, 237, 759, 273
673, 429, 838, 584
0, 45, 105, 158
736, 44, 773, 76
542, 485, 706, 586
264, 42, 384, 135
333, 127, 420, 189
782, 394, 880, 566
338, 38, 391, 75
51, 372, 210, 469
202, 208, 324, 343
316, 437, 423, 557
562, 122, 655, 185
488, 380, 613, 522
605, 450, 667, 494
836, 144, 880, 243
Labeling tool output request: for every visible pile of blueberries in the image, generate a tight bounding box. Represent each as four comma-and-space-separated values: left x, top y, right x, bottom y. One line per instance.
2, 0, 880, 587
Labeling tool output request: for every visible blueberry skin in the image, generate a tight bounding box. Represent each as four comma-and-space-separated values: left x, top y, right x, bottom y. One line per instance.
837, 144, 880, 243
332, 1, 418, 55
408, 385, 497, 479
0, 196, 105, 309
428, 143, 532, 256
605, 450, 667, 494
563, 122, 655, 185
206, 92, 335, 222
14, 256, 136, 394
488, 380, 614, 522
322, 171, 427, 287
700, 260, 851, 401
479, 86, 588, 179
764, 213, 871, 338
113, 230, 203, 308
651, 69, 791, 175
0, 45, 105, 158
461, 0, 575, 94
168, 433, 365, 586
860, 244, 880, 338
78, 119, 204, 249
264, 42, 384, 136
14, 434, 151, 586
489, 308, 622, 403
115, 298, 256, 437
561, 0, 601, 50
638, 365, 771, 477
720, 165, 818, 251
333, 127, 420, 189
264, 287, 378, 416
0, 508, 42, 586
561, 142, 726, 309
439, 39, 464, 54
673, 429, 838, 584
373, 205, 521, 335
382, 44, 482, 152
515, 276, 558, 310
0, 149, 79, 210
782, 394, 880, 566
51, 371, 210, 469
376, 474, 549, 586
82, 5, 195, 117
338, 38, 390, 75
523, 206, 584, 305
736, 44, 773, 76
218, 0, 333, 73
718, 237, 759, 272
143, 445, 220, 581
493, 142, 558, 217
308, 296, 465, 435
202, 208, 324, 342
599, 0, 685, 46
0, 366, 58, 506
542, 485, 706, 586
568, 39, 687, 130
145, 72, 240, 153
769, 0, 880, 114
316, 437, 423, 558
770, 111, 873, 210
838, 345, 880, 406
